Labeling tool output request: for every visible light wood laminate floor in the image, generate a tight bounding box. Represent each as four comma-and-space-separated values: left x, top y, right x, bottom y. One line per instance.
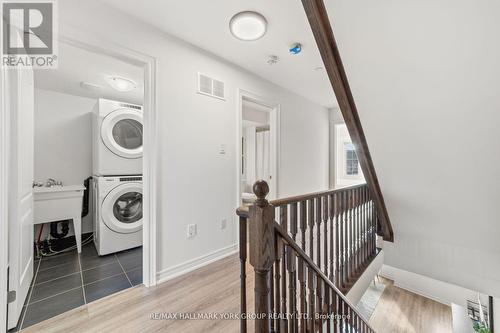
369, 277, 452, 333
20, 254, 253, 333
20, 254, 452, 333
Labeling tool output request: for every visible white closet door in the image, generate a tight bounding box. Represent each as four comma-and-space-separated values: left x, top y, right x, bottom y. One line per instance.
7, 64, 35, 329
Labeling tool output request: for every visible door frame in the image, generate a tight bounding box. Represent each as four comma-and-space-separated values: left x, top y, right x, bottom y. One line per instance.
1, 58, 10, 333
57, 30, 159, 288
0, 29, 159, 330
236, 89, 280, 205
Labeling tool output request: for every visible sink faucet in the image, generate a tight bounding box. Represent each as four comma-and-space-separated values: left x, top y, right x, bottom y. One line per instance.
45, 179, 62, 187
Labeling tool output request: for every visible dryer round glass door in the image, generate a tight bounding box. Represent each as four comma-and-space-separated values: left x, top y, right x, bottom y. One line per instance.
101, 108, 143, 159
102, 182, 143, 234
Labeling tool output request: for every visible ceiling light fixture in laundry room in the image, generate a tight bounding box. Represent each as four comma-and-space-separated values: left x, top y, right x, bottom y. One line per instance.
106, 76, 137, 92
229, 11, 267, 41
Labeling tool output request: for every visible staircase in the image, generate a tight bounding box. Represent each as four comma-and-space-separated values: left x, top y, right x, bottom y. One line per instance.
236, 1, 396, 329
237, 181, 383, 333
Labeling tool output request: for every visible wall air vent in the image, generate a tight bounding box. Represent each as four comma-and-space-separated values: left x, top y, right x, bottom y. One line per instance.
197, 73, 225, 100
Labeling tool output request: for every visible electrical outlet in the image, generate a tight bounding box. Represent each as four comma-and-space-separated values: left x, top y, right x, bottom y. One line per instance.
187, 224, 197, 239
221, 218, 227, 230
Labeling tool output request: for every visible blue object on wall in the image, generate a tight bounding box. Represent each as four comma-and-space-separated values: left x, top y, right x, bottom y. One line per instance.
289, 43, 302, 55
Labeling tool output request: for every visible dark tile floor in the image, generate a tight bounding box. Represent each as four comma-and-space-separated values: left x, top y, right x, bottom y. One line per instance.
9, 243, 142, 332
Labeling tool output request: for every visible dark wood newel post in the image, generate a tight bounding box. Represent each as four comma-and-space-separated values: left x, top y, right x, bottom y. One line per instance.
239, 215, 248, 333
249, 180, 275, 333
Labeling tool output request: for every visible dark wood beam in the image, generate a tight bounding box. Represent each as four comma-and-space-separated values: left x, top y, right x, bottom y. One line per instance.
301, 0, 394, 242
489, 296, 494, 333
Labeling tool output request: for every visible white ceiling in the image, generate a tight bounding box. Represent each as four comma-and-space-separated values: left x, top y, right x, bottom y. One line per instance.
34, 42, 144, 105
99, 0, 336, 108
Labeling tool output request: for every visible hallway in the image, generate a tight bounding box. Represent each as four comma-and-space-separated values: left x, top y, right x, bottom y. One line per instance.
20, 254, 253, 333
19, 254, 453, 333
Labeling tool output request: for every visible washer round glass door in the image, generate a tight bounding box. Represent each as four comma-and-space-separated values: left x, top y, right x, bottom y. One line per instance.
101, 108, 143, 159
102, 183, 143, 234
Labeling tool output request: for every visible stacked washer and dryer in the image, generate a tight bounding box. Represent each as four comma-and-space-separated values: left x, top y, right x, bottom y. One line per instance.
92, 99, 143, 255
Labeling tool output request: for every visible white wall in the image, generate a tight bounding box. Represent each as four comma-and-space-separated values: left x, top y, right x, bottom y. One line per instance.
494, 297, 500, 332
380, 264, 489, 308
329, 108, 343, 188
34, 89, 96, 236
278, 96, 330, 197
325, 0, 500, 297
57, 0, 330, 280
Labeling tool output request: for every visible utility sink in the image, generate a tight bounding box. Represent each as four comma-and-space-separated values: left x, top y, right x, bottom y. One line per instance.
33, 185, 85, 253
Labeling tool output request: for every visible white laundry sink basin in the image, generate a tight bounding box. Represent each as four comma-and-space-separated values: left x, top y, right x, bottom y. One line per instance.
33, 185, 85, 223
33, 185, 86, 253
33, 184, 85, 195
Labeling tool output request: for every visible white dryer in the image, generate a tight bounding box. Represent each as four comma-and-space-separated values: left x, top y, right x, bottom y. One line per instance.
93, 99, 143, 176
93, 175, 143, 255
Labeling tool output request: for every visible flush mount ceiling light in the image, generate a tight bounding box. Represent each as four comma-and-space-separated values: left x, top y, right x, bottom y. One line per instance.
229, 11, 267, 41
105, 76, 137, 92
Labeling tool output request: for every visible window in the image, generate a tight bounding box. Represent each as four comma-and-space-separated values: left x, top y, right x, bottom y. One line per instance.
344, 143, 359, 175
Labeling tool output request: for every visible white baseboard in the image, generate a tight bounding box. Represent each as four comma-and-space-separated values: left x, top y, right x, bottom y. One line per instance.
393, 281, 449, 306
380, 265, 479, 307
156, 244, 238, 284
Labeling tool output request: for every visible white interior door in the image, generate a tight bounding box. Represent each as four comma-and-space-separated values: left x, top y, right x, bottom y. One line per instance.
239, 96, 279, 202
7, 65, 35, 329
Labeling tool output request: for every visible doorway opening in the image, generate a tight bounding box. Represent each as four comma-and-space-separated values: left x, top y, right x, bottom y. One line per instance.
238, 91, 280, 204
4, 37, 157, 332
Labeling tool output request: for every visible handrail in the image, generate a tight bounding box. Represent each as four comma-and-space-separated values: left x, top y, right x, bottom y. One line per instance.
236, 205, 250, 218
237, 180, 378, 333
274, 221, 374, 331
236, 183, 367, 218
301, 0, 394, 242
270, 183, 366, 207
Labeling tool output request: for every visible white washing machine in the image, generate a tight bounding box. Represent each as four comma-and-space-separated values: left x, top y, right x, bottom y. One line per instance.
93, 175, 143, 255
93, 99, 143, 176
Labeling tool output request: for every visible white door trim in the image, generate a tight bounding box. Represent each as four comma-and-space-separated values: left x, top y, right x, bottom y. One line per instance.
0, 30, 159, 321
1, 61, 10, 333
236, 89, 280, 206
56, 30, 159, 288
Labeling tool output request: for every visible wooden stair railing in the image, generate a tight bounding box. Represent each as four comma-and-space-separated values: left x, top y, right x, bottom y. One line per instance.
237, 180, 379, 333
300, 0, 394, 243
